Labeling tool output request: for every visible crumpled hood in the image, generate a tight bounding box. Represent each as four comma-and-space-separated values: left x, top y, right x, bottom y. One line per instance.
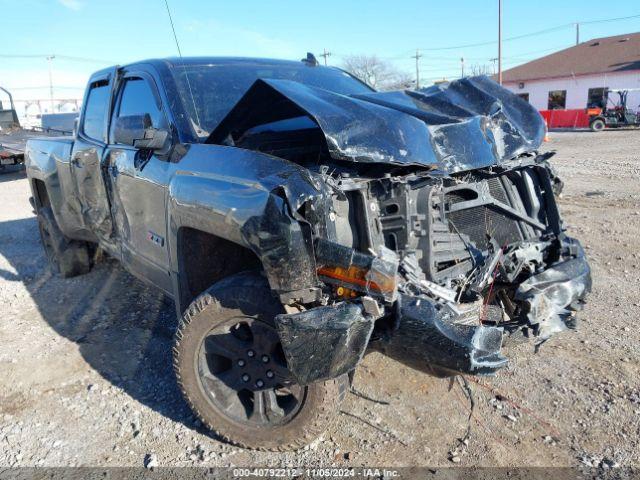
207, 75, 545, 173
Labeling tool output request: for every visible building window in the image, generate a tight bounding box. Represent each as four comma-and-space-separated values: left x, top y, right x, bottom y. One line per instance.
517, 93, 529, 102
587, 87, 608, 109
547, 90, 566, 110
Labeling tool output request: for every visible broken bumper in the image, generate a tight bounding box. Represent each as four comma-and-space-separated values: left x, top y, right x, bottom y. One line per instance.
375, 295, 508, 377
515, 238, 592, 341
276, 239, 591, 383
275, 302, 375, 385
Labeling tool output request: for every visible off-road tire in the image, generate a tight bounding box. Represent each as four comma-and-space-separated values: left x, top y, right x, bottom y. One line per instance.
173, 271, 348, 451
37, 206, 91, 278
590, 118, 606, 132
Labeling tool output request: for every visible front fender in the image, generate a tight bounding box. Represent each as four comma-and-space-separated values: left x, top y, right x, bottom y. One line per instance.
166, 144, 330, 303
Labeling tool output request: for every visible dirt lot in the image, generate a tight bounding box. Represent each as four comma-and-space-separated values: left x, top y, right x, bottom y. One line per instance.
0, 131, 639, 468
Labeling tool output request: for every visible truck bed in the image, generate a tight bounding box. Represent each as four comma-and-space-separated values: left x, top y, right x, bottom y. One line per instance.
0, 128, 71, 170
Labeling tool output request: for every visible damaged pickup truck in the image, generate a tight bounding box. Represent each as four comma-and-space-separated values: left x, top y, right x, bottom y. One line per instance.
25, 55, 591, 450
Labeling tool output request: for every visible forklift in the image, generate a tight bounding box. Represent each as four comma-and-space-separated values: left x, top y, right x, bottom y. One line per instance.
588, 88, 640, 132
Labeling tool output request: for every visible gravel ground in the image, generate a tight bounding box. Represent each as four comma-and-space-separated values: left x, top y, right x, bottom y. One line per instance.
0, 131, 639, 468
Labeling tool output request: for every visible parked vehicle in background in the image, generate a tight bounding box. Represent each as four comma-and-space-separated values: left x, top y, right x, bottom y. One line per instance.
24, 55, 591, 450
41, 112, 78, 134
0, 86, 20, 130
0, 86, 77, 171
588, 88, 640, 131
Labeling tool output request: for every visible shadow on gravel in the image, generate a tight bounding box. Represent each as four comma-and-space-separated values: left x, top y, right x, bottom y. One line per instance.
0, 216, 196, 429
0, 166, 26, 183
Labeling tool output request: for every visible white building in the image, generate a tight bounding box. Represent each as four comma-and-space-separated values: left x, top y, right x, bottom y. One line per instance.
501, 32, 640, 112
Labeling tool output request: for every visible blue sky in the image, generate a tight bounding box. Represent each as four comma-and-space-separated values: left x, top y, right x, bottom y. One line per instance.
1, 0, 639, 108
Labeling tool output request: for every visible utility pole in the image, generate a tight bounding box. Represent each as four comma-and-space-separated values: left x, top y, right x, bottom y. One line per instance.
320, 48, 331, 66
460, 57, 465, 78
489, 57, 498, 75
46, 55, 55, 113
575, 22, 580, 45
411, 49, 422, 89
498, 0, 502, 85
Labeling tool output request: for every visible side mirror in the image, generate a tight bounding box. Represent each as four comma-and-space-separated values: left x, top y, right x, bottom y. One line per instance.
113, 114, 169, 151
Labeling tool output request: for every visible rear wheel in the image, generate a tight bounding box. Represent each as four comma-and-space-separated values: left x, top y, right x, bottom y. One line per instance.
37, 206, 91, 277
590, 118, 606, 132
173, 272, 347, 451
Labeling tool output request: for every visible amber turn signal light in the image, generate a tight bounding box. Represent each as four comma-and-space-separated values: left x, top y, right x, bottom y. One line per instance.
317, 265, 396, 295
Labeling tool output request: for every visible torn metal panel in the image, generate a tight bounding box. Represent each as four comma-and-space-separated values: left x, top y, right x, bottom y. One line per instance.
375, 294, 507, 377
208, 76, 544, 173
207, 78, 438, 167
363, 76, 545, 172
515, 239, 591, 341
166, 144, 333, 303
275, 301, 375, 385
240, 191, 317, 293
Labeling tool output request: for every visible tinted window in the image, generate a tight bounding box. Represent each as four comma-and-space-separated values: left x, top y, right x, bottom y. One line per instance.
587, 87, 608, 109
547, 90, 566, 110
171, 64, 372, 138
117, 78, 164, 128
82, 81, 109, 141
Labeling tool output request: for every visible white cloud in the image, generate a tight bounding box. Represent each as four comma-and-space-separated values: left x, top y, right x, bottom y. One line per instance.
58, 0, 83, 11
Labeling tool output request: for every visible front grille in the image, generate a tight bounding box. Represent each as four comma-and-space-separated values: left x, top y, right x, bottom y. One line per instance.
447, 201, 523, 250
376, 165, 557, 287
487, 177, 509, 204
444, 170, 548, 252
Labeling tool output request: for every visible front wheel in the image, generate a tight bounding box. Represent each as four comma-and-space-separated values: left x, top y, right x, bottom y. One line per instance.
173, 272, 348, 451
590, 118, 606, 132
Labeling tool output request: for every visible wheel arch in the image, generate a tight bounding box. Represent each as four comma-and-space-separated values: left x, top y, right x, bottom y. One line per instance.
26, 140, 92, 241
31, 178, 51, 209
173, 226, 262, 316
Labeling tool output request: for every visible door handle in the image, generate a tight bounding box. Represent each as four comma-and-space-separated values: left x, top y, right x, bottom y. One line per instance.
109, 164, 119, 177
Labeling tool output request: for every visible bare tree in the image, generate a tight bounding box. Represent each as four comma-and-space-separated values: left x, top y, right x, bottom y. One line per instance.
384, 72, 415, 91
469, 63, 492, 76
342, 55, 413, 91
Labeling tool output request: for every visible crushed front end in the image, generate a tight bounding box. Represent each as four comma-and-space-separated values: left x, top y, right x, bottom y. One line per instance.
275, 157, 591, 383
209, 75, 592, 385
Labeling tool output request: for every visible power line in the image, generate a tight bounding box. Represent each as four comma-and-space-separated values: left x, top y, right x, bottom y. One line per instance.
4, 10, 638, 71
419, 24, 569, 51
338, 43, 587, 64
0, 53, 114, 63
3, 85, 85, 90
418, 12, 640, 51
581, 13, 640, 25
56, 54, 116, 64
501, 44, 571, 59
3, 9, 639, 93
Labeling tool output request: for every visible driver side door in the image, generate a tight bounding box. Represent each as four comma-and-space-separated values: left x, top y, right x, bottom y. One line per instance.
105, 72, 174, 294
69, 71, 118, 252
